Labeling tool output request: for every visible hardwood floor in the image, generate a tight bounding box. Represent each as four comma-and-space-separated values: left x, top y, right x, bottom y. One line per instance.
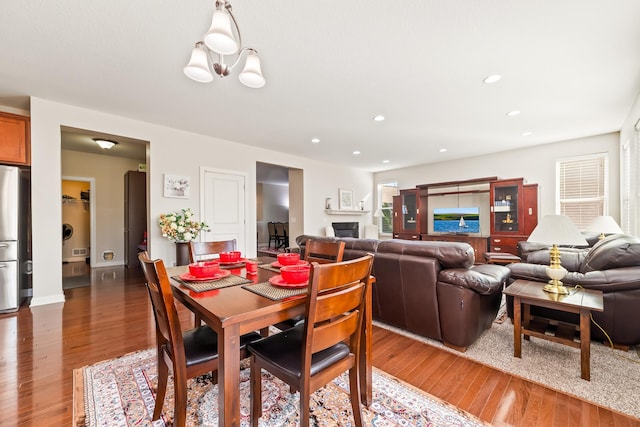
0, 265, 638, 426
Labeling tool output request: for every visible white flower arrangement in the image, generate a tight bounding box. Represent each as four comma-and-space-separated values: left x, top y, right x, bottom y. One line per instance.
158, 208, 209, 242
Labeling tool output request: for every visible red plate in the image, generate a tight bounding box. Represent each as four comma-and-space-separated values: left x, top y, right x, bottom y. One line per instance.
219, 258, 246, 266
269, 275, 308, 289
179, 270, 231, 282
270, 260, 309, 269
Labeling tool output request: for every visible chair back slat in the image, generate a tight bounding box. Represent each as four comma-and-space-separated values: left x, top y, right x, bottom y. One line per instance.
304, 239, 345, 264
302, 254, 373, 366
188, 239, 237, 263
138, 252, 186, 358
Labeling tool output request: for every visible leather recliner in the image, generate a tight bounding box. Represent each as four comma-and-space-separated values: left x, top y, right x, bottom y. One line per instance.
507, 233, 640, 347
294, 235, 510, 351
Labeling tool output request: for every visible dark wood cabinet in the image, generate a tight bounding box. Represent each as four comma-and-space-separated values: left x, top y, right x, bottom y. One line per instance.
392, 189, 426, 239
489, 179, 538, 255
124, 171, 147, 268
0, 112, 30, 165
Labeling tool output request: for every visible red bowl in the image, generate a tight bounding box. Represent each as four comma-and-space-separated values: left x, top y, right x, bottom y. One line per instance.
277, 252, 300, 266
280, 264, 311, 284
219, 251, 242, 263
188, 261, 220, 277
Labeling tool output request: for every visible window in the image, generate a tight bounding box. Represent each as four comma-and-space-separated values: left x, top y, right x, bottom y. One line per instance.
377, 182, 398, 234
621, 128, 639, 236
556, 153, 608, 230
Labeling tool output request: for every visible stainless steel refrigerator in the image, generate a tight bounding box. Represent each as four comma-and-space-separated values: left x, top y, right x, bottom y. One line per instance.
0, 165, 31, 312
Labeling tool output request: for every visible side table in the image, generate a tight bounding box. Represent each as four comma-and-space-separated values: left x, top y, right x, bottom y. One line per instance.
503, 279, 603, 380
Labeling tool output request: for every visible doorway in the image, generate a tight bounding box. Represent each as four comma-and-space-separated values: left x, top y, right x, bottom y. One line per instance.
60, 126, 148, 288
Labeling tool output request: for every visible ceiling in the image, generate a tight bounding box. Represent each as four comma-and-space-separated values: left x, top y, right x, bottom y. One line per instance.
2, 1, 640, 172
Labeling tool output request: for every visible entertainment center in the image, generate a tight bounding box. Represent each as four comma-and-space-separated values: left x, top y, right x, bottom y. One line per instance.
392, 176, 538, 263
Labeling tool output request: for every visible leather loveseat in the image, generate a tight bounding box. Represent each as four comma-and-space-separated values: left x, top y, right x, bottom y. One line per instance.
293, 235, 510, 351
507, 233, 640, 347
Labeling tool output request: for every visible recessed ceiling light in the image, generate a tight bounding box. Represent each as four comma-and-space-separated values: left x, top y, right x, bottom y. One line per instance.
373, 115, 385, 122
521, 131, 533, 137
506, 110, 521, 117
483, 74, 502, 84
439, 148, 447, 153
382, 160, 390, 164
311, 138, 320, 143
353, 151, 361, 155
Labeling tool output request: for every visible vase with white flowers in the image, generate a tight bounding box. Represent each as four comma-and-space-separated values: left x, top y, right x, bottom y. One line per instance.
158, 208, 209, 242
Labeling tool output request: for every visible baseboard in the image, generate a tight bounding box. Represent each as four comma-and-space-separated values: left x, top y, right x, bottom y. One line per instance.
30, 293, 65, 307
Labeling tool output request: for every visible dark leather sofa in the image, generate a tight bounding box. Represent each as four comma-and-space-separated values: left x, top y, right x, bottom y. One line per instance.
293, 235, 510, 351
507, 233, 640, 347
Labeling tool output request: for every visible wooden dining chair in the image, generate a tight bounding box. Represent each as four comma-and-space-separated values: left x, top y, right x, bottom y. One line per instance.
304, 239, 345, 264
247, 254, 374, 427
188, 239, 237, 263
267, 222, 277, 249
138, 252, 260, 427
274, 222, 287, 249
273, 239, 347, 331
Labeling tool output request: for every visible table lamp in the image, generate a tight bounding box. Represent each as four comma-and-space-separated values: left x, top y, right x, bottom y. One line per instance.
586, 215, 623, 240
527, 215, 588, 295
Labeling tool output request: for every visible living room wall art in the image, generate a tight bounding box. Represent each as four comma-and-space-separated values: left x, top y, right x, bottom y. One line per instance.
339, 188, 354, 210
163, 174, 190, 198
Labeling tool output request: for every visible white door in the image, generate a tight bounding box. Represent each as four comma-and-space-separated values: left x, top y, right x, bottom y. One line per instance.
201, 169, 246, 254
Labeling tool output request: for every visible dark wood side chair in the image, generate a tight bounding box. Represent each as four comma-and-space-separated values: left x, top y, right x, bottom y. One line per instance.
274, 222, 287, 249
188, 239, 237, 263
138, 252, 260, 427
267, 222, 277, 249
247, 254, 374, 427
273, 239, 347, 331
304, 239, 346, 264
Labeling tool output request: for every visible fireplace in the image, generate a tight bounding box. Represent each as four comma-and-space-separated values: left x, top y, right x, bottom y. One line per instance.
332, 222, 359, 238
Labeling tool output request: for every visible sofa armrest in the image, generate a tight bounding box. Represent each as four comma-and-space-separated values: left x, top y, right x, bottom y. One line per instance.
438, 264, 510, 295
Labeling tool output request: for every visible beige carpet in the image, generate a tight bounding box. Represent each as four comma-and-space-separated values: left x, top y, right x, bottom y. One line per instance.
375, 319, 640, 420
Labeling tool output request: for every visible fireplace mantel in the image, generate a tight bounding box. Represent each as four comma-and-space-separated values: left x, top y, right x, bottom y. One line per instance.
325, 209, 370, 215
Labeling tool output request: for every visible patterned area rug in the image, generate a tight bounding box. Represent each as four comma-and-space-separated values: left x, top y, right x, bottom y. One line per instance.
74, 348, 490, 427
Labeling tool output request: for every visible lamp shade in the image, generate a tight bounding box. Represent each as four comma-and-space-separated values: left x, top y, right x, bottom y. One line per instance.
527, 215, 588, 246
238, 52, 265, 88
93, 138, 117, 150
184, 44, 214, 83
586, 216, 623, 234
373, 208, 383, 218
204, 9, 238, 55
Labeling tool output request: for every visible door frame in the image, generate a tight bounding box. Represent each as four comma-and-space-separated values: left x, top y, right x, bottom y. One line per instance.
61, 176, 96, 268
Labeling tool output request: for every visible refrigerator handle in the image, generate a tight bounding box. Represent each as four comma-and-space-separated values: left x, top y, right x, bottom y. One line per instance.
0, 243, 8, 248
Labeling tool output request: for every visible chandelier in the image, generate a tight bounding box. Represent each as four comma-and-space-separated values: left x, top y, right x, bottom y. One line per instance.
184, 0, 265, 88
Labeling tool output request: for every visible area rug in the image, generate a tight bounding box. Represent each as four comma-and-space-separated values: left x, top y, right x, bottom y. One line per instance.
74, 348, 490, 427
375, 320, 640, 420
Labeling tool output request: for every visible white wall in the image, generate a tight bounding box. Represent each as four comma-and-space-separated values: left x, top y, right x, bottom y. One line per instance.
375, 133, 620, 222
29, 97, 373, 306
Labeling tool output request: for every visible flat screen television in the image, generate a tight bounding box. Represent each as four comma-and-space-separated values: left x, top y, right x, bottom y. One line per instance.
433, 207, 480, 234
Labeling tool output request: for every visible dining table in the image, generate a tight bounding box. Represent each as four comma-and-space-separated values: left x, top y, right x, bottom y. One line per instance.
167, 256, 373, 427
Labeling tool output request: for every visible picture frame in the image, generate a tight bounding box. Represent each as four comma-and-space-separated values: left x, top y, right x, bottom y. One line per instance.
338, 188, 354, 210
163, 174, 190, 198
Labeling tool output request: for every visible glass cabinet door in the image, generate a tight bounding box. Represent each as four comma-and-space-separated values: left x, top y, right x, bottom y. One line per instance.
402, 191, 418, 231
492, 183, 520, 233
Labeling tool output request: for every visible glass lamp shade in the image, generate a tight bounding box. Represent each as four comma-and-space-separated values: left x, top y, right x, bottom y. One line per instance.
203, 9, 238, 55
184, 45, 214, 83
238, 53, 265, 88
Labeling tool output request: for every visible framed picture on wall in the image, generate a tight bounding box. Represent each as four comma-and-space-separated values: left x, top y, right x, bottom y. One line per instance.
163, 174, 190, 198
339, 188, 354, 210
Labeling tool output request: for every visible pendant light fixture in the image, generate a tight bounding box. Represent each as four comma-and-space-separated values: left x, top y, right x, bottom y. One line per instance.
184, 0, 265, 88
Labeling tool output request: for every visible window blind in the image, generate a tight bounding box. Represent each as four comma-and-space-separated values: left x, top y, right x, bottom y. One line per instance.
558, 154, 607, 230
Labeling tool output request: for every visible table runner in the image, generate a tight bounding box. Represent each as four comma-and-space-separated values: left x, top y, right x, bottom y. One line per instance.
242, 281, 307, 300
172, 274, 252, 292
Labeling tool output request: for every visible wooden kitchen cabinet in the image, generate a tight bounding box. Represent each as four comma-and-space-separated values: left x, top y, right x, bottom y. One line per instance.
0, 112, 30, 165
